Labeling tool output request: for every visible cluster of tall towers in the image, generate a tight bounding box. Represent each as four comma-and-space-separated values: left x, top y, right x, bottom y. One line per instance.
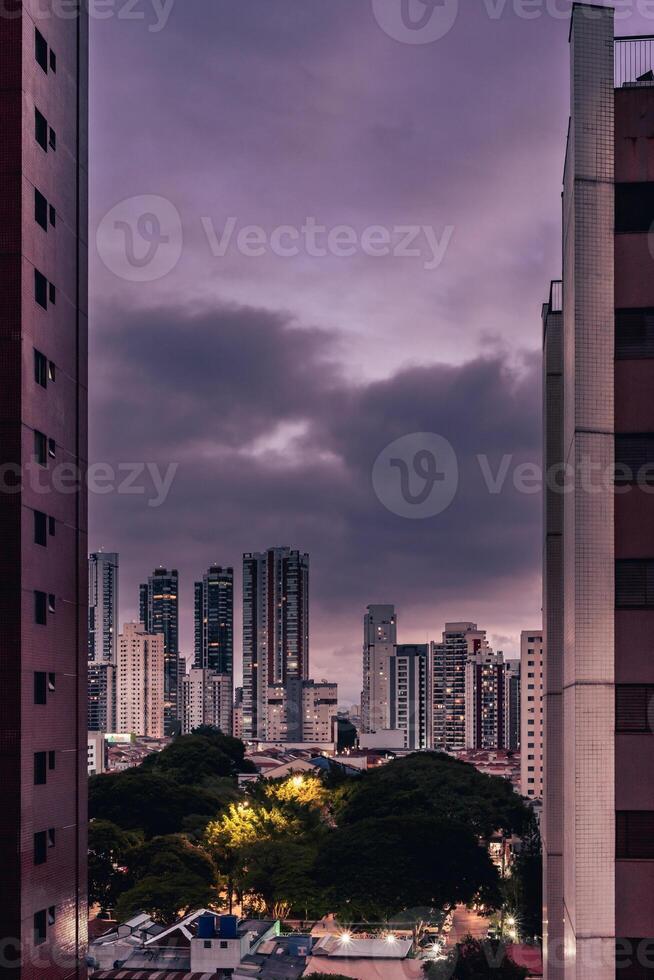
360, 606, 529, 757
87, 547, 330, 743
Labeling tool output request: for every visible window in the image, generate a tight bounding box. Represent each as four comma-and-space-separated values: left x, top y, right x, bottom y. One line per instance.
615, 182, 654, 234
49, 49, 56, 72
220, 942, 228, 950
49, 204, 56, 227
35, 189, 48, 230
48, 361, 56, 382
616, 559, 654, 609
34, 673, 47, 705
615, 434, 654, 484
35, 269, 48, 309
617, 686, 654, 733
34, 831, 47, 865
48, 828, 56, 848
48, 751, 55, 771
48, 438, 56, 460
48, 907, 55, 927
616, 308, 654, 360
48, 127, 56, 151
34, 511, 47, 547
204, 941, 212, 950
35, 108, 48, 151
616, 811, 654, 859
34, 752, 47, 785
49, 516, 55, 536
34, 349, 48, 388
35, 29, 48, 72
34, 910, 47, 946
48, 282, 56, 305
48, 594, 55, 614
34, 591, 47, 626
34, 431, 47, 466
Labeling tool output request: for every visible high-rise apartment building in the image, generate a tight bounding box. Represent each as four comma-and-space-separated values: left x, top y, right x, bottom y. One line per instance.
242, 548, 309, 739
116, 623, 165, 738
361, 604, 397, 733
506, 659, 521, 753
88, 551, 119, 731
233, 686, 244, 740
0, 4, 88, 973
464, 648, 510, 751
140, 567, 179, 735
180, 667, 233, 736
194, 565, 234, 674
388, 644, 429, 750
431, 622, 489, 750
543, 8, 654, 974
520, 631, 543, 800
266, 679, 338, 744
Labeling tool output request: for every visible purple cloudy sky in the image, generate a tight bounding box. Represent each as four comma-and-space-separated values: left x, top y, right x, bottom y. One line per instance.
88, 0, 650, 703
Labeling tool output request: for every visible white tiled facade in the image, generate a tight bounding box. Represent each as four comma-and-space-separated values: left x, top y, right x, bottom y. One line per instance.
180, 667, 233, 735
116, 623, 165, 738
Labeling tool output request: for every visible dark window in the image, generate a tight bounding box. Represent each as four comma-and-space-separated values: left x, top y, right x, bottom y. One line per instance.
35, 108, 48, 151
616, 182, 654, 234
34, 909, 47, 945
615, 435, 654, 483
48, 673, 55, 693
616, 560, 654, 609
49, 204, 56, 227
35, 269, 48, 309
34, 672, 47, 705
49, 49, 56, 73
616, 308, 654, 360
48, 282, 56, 305
48, 594, 55, 614
34, 430, 47, 466
48, 361, 56, 382
34, 510, 47, 546
34, 349, 48, 387
48, 751, 55, 771
35, 189, 48, 230
34, 752, 47, 785
617, 686, 654, 733
34, 831, 47, 865
48, 828, 56, 848
617, 811, 654, 859
48, 907, 55, 926
48, 438, 56, 460
48, 516, 55, 536
35, 29, 48, 72
34, 591, 47, 626
220, 942, 228, 949
204, 941, 212, 950
48, 127, 56, 151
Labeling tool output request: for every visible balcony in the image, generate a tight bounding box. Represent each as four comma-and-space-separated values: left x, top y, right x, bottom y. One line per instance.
615, 36, 654, 88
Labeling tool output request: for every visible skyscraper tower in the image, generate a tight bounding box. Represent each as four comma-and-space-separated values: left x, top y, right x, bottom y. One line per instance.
88, 551, 119, 731
0, 3, 88, 974
431, 622, 488, 750
194, 565, 234, 675
242, 547, 309, 740
140, 567, 179, 736
544, 8, 654, 974
361, 604, 397, 733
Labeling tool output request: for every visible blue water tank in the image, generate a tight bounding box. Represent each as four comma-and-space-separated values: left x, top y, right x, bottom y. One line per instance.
218, 915, 239, 940
197, 913, 217, 939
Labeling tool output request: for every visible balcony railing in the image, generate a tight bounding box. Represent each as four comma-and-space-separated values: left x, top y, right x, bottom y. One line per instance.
549, 280, 563, 314
615, 36, 654, 88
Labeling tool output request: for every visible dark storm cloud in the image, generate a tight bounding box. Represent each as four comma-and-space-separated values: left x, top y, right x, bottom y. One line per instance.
90, 301, 541, 696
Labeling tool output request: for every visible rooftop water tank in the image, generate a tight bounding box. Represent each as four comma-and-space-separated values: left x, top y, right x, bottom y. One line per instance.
218, 915, 239, 940
197, 913, 217, 939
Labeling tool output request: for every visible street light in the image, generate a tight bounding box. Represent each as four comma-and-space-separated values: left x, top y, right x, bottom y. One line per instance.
384, 933, 397, 945
338, 931, 353, 945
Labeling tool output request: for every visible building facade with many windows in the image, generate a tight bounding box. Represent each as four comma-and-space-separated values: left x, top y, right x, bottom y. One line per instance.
0, 4, 89, 973
361, 603, 396, 734
520, 631, 543, 801
88, 551, 118, 731
140, 567, 179, 735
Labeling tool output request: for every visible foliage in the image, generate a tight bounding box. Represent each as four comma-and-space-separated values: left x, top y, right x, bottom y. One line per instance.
88, 820, 142, 911
113, 834, 219, 923
140, 729, 257, 782
338, 753, 528, 841
314, 815, 501, 920
240, 837, 323, 918
264, 774, 327, 811
506, 811, 542, 941
424, 936, 528, 979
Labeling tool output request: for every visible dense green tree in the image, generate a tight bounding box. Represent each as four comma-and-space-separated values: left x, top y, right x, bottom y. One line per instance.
88, 820, 141, 911
139, 732, 256, 783
338, 753, 528, 841
508, 812, 543, 941
425, 936, 528, 979
114, 873, 216, 924
240, 837, 323, 918
127, 834, 217, 889
314, 815, 501, 920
